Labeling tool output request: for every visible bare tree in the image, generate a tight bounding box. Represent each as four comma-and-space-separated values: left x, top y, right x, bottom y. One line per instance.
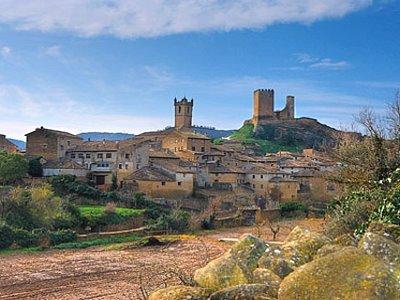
387, 90, 400, 143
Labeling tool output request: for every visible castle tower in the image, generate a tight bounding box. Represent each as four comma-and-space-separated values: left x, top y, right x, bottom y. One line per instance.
174, 97, 193, 130
285, 95, 295, 119
252, 89, 274, 125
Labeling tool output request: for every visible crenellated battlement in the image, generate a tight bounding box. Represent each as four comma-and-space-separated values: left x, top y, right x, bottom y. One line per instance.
174, 97, 193, 130
252, 88, 295, 125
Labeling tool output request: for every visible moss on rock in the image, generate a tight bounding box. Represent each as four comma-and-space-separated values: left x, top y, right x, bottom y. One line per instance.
194, 234, 267, 291
279, 247, 400, 300
148, 286, 212, 300
209, 284, 277, 300
359, 232, 400, 266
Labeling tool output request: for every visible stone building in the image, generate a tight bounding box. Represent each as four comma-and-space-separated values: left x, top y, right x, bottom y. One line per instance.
25, 127, 82, 161
0, 134, 18, 153
251, 89, 295, 126
42, 160, 88, 178
174, 97, 193, 130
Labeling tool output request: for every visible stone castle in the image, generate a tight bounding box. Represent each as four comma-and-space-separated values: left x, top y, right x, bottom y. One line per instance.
251, 89, 295, 126
174, 97, 193, 130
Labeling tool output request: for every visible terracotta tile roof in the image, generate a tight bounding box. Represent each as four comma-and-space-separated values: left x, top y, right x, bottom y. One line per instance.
0, 134, 18, 152
269, 176, 298, 183
244, 163, 283, 174
69, 141, 119, 152
125, 166, 175, 182
156, 159, 195, 174
207, 163, 243, 174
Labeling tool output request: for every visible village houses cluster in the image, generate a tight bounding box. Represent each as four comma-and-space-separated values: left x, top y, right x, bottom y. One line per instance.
0, 90, 342, 206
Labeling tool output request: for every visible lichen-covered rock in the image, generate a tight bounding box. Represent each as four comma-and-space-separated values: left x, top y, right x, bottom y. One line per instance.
281, 226, 331, 267
366, 222, 400, 244
252, 268, 281, 296
209, 284, 277, 300
194, 234, 267, 291
315, 244, 345, 258
333, 233, 358, 247
279, 247, 400, 300
148, 286, 212, 300
258, 255, 293, 279
359, 232, 400, 266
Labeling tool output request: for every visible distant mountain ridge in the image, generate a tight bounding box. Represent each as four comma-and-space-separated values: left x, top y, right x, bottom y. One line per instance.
77, 132, 135, 141
8, 139, 26, 150
192, 126, 236, 139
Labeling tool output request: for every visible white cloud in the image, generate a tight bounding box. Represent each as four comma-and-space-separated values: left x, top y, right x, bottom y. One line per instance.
0, 0, 372, 38
294, 53, 350, 70
1, 46, 11, 57
44, 45, 61, 57
310, 58, 350, 70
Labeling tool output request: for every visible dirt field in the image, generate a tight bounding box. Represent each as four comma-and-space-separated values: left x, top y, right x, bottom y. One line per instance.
0, 218, 324, 300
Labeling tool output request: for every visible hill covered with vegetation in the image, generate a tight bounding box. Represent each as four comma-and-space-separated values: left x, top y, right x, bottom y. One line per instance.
229, 118, 344, 154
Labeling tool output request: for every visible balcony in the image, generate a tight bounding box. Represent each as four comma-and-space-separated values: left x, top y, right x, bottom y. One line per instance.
91, 163, 112, 172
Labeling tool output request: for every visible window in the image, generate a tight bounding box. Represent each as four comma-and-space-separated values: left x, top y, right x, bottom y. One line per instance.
42, 144, 48, 149
86, 154, 91, 159
125, 153, 130, 159
118, 164, 122, 169
252, 175, 255, 179
78, 153, 84, 159
260, 175, 264, 179
67, 141, 71, 146
125, 163, 129, 170
106, 153, 112, 159
97, 153, 103, 159
192, 146, 196, 151
261, 184, 264, 189
201, 147, 205, 152
252, 184, 256, 188
161, 182, 166, 186
60, 145, 64, 151
136, 164, 140, 169
71, 154, 76, 159
178, 182, 182, 186
178, 106, 181, 113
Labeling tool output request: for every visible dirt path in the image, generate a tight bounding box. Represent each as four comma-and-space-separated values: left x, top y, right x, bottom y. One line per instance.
0, 218, 324, 300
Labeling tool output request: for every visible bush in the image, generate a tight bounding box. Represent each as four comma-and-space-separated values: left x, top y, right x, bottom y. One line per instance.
49, 230, 77, 245
52, 200, 84, 230
148, 210, 190, 232
0, 151, 28, 184
130, 192, 167, 220
28, 158, 43, 177
14, 228, 39, 248
0, 223, 14, 249
280, 202, 309, 216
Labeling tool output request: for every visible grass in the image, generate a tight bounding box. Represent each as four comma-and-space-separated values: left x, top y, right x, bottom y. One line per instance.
0, 235, 143, 255
54, 234, 142, 250
230, 124, 301, 154
79, 205, 144, 218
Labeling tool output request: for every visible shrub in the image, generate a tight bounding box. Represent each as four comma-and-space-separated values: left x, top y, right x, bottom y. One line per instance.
280, 202, 308, 215
0, 223, 14, 249
49, 230, 77, 245
148, 210, 190, 232
0, 151, 28, 184
105, 202, 117, 214
28, 158, 43, 177
14, 228, 39, 248
130, 192, 167, 220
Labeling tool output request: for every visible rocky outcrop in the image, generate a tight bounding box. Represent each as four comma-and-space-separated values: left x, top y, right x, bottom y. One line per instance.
149, 223, 400, 300
279, 247, 400, 300
148, 286, 212, 300
193, 234, 267, 291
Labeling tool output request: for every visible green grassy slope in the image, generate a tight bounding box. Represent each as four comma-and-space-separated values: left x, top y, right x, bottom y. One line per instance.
229, 124, 302, 154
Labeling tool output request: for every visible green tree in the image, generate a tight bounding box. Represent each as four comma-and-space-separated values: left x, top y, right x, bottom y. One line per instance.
0, 151, 28, 184
28, 158, 43, 177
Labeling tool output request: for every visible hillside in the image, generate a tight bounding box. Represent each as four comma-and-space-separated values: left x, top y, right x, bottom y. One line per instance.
192, 126, 236, 139
7, 138, 26, 150
230, 118, 345, 154
78, 132, 134, 141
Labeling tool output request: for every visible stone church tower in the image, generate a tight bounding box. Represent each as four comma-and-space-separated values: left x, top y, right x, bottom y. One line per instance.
174, 97, 193, 130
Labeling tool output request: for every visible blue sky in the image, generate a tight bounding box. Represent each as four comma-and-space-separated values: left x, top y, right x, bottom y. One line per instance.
0, 0, 399, 140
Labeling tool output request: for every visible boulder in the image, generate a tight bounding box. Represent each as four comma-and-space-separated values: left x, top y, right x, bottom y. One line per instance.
258, 255, 293, 279
333, 233, 358, 247
281, 226, 331, 267
148, 286, 211, 300
359, 232, 400, 266
209, 284, 277, 300
252, 268, 281, 296
194, 234, 267, 290
366, 222, 400, 244
315, 244, 345, 258
279, 247, 400, 300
